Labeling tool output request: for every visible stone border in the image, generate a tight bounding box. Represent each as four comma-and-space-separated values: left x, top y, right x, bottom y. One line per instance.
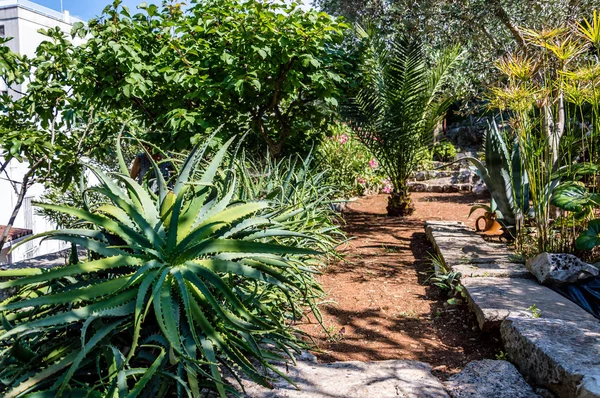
425, 221, 600, 397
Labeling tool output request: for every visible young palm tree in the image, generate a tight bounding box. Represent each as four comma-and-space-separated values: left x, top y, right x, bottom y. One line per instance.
348, 26, 462, 216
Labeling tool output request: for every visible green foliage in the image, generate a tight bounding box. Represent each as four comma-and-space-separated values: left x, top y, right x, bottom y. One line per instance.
0, 29, 113, 190
575, 220, 600, 251
317, 123, 390, 197
236, 148, 346, 256
0, 137, 332, 397
428, 254, 464, 305
526, 304, 542, 318
461, 121, 529, 227
66, 0, 350, 155
432, 141, 457, 162
488, 16, 600, 253
346, 26, 462, 215
318, 0, 600, 101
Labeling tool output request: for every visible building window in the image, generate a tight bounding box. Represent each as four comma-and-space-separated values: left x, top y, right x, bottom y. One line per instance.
0, 26, 4, 37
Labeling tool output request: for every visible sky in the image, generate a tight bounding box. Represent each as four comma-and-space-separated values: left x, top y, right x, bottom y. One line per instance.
33, 0, 160, 21
34, 0, 312, 21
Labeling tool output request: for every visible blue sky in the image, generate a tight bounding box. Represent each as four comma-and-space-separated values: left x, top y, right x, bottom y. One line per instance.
33, 0, 312, 20
34, 0, 159, 21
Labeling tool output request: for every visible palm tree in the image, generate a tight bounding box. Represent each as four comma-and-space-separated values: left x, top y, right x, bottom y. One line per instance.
348, 26, 463, 216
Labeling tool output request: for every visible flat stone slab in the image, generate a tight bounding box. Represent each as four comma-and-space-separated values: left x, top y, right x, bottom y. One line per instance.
231, 356, 448, 398
462, 277, 597, 330
444, 359, 539, 397
425, 221, 529, 278
452, 262, 532, 279
501, 318, 600, 398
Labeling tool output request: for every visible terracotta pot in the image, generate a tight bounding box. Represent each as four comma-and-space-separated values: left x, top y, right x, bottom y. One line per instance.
475, 212, 503, 235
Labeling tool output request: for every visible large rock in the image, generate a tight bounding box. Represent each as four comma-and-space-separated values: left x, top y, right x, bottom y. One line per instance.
526, 253, 599, 285
472, 182, 488, 196
444, 360, 539, 398
229, 355, 449, 398
501, 317, 600, 398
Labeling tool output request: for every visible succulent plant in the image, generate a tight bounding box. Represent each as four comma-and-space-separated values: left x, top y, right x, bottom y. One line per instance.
0, 136, 328, 397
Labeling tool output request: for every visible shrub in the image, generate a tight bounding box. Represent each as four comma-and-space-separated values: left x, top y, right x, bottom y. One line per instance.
432, 141, 457, 162
237, 149, 346, 256
317, 123, 389, 197
0, 137, 331, 397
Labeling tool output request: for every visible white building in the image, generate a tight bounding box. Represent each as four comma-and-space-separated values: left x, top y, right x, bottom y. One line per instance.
0, 0, 85, 264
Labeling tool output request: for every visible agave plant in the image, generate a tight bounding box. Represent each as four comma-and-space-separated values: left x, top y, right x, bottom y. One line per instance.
462, 121, 530, 229
346, 25, 462, 216
0, 136, 329, 397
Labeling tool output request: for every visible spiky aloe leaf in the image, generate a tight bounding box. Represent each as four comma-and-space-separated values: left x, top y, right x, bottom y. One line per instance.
0, 135, 336, 397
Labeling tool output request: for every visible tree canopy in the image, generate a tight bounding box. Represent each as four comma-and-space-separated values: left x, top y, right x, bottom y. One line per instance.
316, 0, 600, 99
71, 0, 350, 155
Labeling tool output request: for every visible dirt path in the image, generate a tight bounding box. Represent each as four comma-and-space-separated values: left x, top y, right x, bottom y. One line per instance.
298, 192, 502, 379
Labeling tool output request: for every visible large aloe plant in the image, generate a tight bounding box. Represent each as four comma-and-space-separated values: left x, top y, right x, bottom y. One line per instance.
463, 121, 530, 227
0, 137, 328, 397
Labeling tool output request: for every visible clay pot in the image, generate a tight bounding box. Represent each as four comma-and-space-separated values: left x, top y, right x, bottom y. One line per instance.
475, 212, 504, 235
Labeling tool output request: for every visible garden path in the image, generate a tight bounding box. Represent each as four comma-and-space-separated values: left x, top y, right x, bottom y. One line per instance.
298, 192, 502, 379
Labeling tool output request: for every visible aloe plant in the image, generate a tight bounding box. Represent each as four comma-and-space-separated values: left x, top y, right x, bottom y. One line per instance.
237, 150, 345, 255
462, 121, 530, 228
0, 136, 329, 397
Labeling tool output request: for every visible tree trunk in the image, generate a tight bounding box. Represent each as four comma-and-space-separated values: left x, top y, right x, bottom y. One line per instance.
0, 159, 43, 251
0, 172, 31, 251
386, 184, 415, 217
489, 0, 527, 52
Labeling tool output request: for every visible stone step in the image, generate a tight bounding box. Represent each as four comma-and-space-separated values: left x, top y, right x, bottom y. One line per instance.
462, 277, 597, 331
502, 318, 600, 398
409, 179, 474, 193
411, 168, 479, 183
425, 221, 528, 278
424, 220, 600, 398
228, 354, 449, 398
444, 360, 540, 398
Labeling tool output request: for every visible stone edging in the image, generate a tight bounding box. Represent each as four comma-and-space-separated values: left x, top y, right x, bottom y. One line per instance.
425, 220, 600, 398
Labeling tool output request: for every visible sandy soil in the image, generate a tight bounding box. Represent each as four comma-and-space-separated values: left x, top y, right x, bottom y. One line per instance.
298, 192, 503, 379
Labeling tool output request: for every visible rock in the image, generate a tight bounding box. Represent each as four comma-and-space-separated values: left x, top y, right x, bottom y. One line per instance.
472, 182, 488, 195
501, 317, 600, 398
526, 253, 599, 285
415, 171, 429, 181
454, 169, 475, 184
462, 277, 597, 331
228, 358, 449, 398
444, 360, 540, 398
409, 182, 429, 192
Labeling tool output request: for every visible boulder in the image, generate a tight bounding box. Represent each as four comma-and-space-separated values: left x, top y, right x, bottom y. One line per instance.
472, 182, 488, 196
228, 357, 449, 398
454, 169, 475, 184
526, 253, 599, 285
444, 360, 540, 398
501, 317, 600, 398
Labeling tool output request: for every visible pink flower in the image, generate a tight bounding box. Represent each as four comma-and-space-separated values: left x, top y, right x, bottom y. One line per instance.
338, 134, 349, 144
368, 158, 378, 169
357, 176, 366, 185
382, 178, 393, 193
